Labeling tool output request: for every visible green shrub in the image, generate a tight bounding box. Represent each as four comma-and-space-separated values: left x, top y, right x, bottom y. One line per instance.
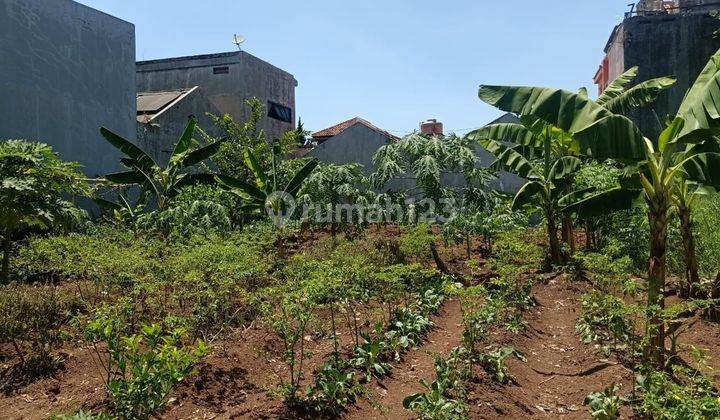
584, 383, 625, 420
399, 224, 436, 263
85, 312, 208, 420
576, 292, 636, 355
637, 366, 720, 419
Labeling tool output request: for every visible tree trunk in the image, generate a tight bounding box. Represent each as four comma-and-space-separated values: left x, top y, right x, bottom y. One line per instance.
546, 206, 563, 265
647, 196, 669, 369
678, 205, 700, 299
430, 242, 449, 274
1, 229, 10, 285
562, 217, 575, 254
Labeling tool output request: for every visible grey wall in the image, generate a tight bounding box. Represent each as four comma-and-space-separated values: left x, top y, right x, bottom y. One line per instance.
620, 12, 720, 139
137, 88, 221, 166
136, 52, 296, 141
0, 0, 136, 178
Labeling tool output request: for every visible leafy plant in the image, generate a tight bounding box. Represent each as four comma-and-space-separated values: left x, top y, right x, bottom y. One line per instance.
477, 346, 525, 384
85, 315, 208, 420
99, 117, 222, 212
307, 359, 362, 414
0, 140, 88, 283
475, 48, 720, 367
350, 323, 393, 380
584, 383, 626, 420
217, 145, 318, 224
577, 292, 634, 355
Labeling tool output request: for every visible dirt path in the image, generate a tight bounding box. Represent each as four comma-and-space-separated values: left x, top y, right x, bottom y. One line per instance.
344, 299, 464, 420
467, 275, 634, 419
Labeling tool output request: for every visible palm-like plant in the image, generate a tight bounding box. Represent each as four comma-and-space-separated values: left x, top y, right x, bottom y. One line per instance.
0, 140, 89, 283
297, 163, 371, 236
216, 146, 318, 222
100, 117, 224, 211
467, 120, 581, 265
372, 133, 483, 204
476, 48, 720, 367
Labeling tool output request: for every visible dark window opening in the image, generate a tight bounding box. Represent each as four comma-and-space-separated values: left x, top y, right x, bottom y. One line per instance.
267, 101, 292, 123
213, 66, 229, 74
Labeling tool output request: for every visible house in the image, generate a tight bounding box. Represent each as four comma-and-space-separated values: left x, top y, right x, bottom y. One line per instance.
0, 0, 136, 178
302, 115, 524, 194
136, 51, 298, 144
594, 0, 720, 138
301, 117, 398, 173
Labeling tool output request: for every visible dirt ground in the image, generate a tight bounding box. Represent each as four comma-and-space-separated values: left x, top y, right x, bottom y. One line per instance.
1, 234, 719, 419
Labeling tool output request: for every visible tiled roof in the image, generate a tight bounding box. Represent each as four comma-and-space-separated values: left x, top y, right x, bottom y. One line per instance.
312, 117, 397, 140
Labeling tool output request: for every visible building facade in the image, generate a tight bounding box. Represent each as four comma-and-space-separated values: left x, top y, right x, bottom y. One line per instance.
0, 0, 136, 177
594, 0, 720, 138
136, 51, 297, 145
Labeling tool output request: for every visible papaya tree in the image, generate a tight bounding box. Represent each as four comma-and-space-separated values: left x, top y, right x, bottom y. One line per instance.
100, 117, 223, 211
0, 140, 89, 283
475, 48, 720, 367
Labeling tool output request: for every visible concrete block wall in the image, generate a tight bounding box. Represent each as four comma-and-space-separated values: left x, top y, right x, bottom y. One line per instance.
0, 0, 136, 178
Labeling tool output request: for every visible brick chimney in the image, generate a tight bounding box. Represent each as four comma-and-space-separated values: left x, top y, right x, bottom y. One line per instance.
420, 119, 443, 136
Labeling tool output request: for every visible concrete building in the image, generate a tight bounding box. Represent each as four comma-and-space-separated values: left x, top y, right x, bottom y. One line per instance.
136, 51, 297, 146
594, 0, 720, 138
136, 87, 222, 165
0, 0, 136, 177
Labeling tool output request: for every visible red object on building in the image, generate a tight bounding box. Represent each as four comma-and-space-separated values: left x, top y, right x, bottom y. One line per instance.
420, 119, 443, 136
594, 56, 611, 94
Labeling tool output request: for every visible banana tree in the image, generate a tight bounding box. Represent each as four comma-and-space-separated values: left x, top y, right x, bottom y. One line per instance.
216, 146, 318, 224
100, 117, 223, 211
476, 48, 720, 367
467, 121, 581, 265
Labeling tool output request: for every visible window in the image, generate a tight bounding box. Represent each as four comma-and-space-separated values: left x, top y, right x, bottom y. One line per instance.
213, 66, 229, 74
267, 101, 292, 123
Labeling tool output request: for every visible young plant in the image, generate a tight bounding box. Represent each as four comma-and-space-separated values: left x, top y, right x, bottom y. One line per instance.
477, 346, 525, 384
85, 315, 208, 419
584, 383, 625, 420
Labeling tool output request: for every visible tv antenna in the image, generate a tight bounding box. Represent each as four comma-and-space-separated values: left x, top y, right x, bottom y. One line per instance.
232, 34, 245, 51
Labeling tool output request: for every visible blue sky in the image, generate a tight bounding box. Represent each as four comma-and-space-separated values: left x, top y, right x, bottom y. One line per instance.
78, 0, 629, 136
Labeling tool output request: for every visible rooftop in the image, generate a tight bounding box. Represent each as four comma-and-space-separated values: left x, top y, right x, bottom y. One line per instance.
137, 87, 198, 123
312, 117, 398, 140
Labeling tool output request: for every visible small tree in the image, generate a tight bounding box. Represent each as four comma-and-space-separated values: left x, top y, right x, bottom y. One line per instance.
100, 117, 223, 211
0, 140, 88, 284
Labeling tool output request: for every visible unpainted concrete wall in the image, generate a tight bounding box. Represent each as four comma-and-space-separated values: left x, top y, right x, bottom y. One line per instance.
0, 0, 136, 177
136, 52, 296, 142
622, 12, 720, 138
137, 88, 221, 166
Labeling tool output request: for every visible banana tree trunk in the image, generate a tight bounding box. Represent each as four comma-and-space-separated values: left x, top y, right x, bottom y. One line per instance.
546, 206, 563, 265
561, 217, 575, 254
647, 196, 669, 369
678, 205, 700, 299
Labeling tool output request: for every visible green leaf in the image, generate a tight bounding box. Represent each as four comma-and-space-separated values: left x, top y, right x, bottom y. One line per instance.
171, 117, 197, 158
466, 123, 541, 148
479, 139, 538, 179
512, 181, 544, 211
602, 76, 677, 115
181, 139, 225, 168
659, 117, 685, 152
597, 66, 639, 106
100, 127, 157, 171
572, 115, 647, 161
478, 85, 611, 134
562, 187, 643, 218
284, 159, 319, 197
216, 174, 266, 202
549, 156, 582, 181
681, 152, 720, 189
243, 150, 268, 190
104, 170, 147, 185
677, 48, 720, 137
